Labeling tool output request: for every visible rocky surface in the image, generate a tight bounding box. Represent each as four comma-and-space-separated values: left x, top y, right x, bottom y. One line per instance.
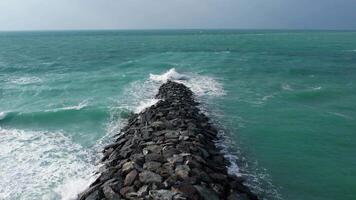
78, 80, 258, 200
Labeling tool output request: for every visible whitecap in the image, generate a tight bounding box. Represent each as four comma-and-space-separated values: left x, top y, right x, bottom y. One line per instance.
0, 112, 7, 121
46, 100, 89, 112
149, 68, 188, 83
10, 76, 42, 85
150, 68, 225, 97
310, 86, 322, 91
262, 94, 274, 101
214, 51, 231, 54
135, 99, 160, 114
327, 112, 354, 120
281, 83, 293, 91
0, 128, 96, 200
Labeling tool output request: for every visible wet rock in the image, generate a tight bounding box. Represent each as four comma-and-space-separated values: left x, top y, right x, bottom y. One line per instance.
172, 183, 199, 200
78, 80, 258, 200
84, 190, 100, 200
194, 185, 219, 200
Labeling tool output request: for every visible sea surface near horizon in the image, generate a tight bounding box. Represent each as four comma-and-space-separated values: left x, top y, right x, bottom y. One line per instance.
0, 30, 355, 200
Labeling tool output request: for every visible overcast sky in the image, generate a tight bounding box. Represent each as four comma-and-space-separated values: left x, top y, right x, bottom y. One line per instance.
0, 0, 355, 31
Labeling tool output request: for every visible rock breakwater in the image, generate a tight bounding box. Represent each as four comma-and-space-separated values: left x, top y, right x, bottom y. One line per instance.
78, 81, 258, 200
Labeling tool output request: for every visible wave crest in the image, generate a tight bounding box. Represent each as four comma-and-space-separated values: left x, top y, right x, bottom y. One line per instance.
150, 68, 225, 97
149, 68, 188, 82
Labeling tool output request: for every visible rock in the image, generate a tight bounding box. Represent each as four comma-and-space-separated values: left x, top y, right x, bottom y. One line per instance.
167, 154, 184, 165
175, 165, 190, 179
137, 185, 149, 197
143, 161, 162, 171
139, 170, 163, 184
145, 153, 163, 162
124, 170, 138, 186
149, 189, 176, 200
152, 121, 165, 129
120, 186, 134, 196
77, 81, 258, 200
210, 173, 227, 182
102, 185, 121, 200
84, 190, 100, 200
194, 185, 219, 200
227, 192, 250, 200
172, 183, 199, 200
165, 131, 180, 139
122, 161, 136, 173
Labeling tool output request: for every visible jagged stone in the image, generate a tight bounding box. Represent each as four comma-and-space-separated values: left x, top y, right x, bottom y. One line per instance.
124, 170, 138, 186
149, 189, 176, 200
103, 185, 121, 200
77, 80, 258, 200
143, 161, 161, 171
122, 161, 137, 173
175, 165, 190, 179
137, 185, 149, 197
194, 185, 219, 200
139, 170, 163, 184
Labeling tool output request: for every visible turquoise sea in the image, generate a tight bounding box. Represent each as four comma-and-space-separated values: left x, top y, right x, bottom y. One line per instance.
0, 30, 355, 200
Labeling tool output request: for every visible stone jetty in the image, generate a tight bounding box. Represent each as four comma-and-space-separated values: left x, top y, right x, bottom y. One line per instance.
78, 81, 258, 200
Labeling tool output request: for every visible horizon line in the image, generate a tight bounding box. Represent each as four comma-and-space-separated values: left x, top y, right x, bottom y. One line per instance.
1, 27, 356, 32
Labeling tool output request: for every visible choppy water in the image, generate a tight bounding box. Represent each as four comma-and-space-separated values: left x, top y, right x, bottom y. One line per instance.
0, 30, 356, 200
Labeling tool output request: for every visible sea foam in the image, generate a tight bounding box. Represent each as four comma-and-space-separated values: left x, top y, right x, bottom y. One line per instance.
150, 68, 225, 97
0, 112, 7, 121
10, 76, 42, 85
149, 68, 188, 83
0, 128, 96, 200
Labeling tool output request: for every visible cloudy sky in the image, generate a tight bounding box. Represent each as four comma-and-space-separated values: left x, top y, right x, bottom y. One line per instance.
0, 0, 355, 30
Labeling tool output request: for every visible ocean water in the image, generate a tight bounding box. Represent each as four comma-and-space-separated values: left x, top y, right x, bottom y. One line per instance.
0, 30, 355, 200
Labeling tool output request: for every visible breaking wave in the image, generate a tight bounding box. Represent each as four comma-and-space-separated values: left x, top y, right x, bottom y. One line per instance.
0, 128, 97, 200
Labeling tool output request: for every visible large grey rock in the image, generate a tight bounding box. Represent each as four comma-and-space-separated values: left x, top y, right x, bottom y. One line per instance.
149, 189, 176, 200
139, 170, 163, 183
102, 185, 121, 200
143, 161, 162, 171
124, 169, 138, 186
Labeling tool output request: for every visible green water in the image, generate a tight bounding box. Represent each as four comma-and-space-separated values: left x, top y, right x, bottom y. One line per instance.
0, 30, 355, 200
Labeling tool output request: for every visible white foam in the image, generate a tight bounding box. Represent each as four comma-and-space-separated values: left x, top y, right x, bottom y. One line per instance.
327, 112, 354, 120
55, 176, 97, 200
10, 76, 42, 85
46, 100, 89, 112
177, 75, 226, 97
0, 112, 7, 120
150, 68, 225, 97
149, 68, 188, 83
281, 83, 293, 91
135, 99, 160, 114
0, 128, 96, 200
310, 86, 322, 91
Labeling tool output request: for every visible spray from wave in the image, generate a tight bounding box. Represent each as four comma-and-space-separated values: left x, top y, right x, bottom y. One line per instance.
149, 68, 226, 96
0, 128, 96, 200
0, 112, 7, 121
